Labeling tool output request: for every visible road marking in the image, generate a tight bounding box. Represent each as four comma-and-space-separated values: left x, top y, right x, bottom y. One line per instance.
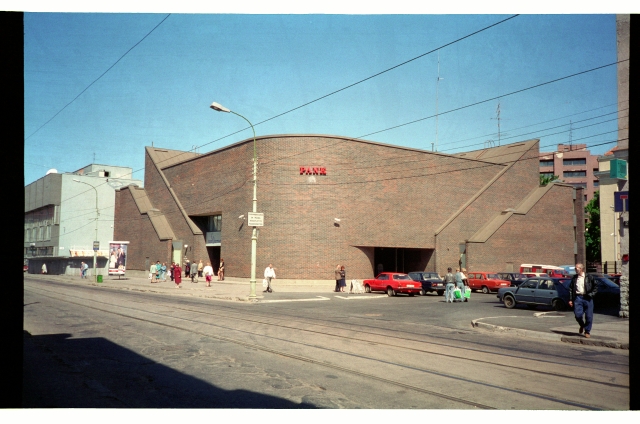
260, 297, 331, 303
334, 295, 386, 300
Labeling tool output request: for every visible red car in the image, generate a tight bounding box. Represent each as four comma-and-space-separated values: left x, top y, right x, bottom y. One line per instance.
363, 272, 422, 297
467, 272, 511, 294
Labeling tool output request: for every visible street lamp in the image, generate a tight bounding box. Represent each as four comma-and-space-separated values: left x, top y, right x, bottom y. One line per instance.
73, 178, 99, 282
210, 101, 258, 300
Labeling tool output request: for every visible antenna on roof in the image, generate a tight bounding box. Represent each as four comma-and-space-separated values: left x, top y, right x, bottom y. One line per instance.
434, 51, 444, 152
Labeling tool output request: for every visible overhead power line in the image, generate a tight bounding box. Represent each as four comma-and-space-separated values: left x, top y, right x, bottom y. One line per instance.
25, 14, 172, 141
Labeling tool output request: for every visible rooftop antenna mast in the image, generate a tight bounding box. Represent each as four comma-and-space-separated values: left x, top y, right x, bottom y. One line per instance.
491, 101, 508, 146
434, 51, 444, 152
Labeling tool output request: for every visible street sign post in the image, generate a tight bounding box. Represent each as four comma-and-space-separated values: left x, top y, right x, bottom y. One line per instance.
247, 212, 264, 227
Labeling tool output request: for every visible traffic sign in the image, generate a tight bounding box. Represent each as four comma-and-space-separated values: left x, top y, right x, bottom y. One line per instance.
247, 212, 264, 227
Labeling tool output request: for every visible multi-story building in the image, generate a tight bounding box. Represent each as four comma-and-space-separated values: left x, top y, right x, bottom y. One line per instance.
539, 144, 600, 204
24, 164, 143, 275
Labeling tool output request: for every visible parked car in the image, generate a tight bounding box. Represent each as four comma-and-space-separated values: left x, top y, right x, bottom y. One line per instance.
591, 277, 621, 307
559, 265, 577, 275
588, 273, 621, 286
497, 277, 572, 311
363, 272, 423, 297
408, 272, 445, 296
497, 272, 528, 287
467, 272, 511, 294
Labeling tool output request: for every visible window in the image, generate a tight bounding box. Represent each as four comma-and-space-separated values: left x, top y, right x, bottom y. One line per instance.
564, 171, 586, 177
378, 274, 389, 280
207, 215, 222, 232
569, 183, 587, 188
540, 160, 554, 167
540, 172, 555, 178
593, 180, 600, 187
563, 158, 586, 166
522, 280, 538, 289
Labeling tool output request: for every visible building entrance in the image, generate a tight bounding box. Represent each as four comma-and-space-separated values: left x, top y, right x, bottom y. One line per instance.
207, 246, 221, 274
373, 247, 433, 275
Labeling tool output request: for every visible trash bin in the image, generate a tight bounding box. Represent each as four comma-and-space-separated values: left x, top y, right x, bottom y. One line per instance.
97, 275, 103, 283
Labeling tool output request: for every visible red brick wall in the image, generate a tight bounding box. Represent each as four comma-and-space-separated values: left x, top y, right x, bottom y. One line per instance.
114, 187, 172, 270
466, 184, 577, 273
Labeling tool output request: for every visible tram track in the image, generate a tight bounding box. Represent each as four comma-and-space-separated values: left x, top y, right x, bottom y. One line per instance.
25, 283, 628, 409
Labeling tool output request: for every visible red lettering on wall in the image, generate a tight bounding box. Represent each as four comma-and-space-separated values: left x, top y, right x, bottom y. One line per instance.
299, 166, 327, 175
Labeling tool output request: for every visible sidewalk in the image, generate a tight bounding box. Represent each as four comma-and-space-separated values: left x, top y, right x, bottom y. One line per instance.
28, 273, 629, 349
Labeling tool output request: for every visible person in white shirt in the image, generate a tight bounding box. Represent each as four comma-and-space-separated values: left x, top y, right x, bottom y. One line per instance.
264, 264, 276, 293
202, 262, 214, 287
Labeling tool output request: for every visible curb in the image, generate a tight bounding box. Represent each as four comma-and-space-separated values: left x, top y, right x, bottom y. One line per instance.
471, 319, 628, 349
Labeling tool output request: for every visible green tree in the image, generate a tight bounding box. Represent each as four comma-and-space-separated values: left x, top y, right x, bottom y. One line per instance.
540, 174, 560, 186
585, 191, 600, 263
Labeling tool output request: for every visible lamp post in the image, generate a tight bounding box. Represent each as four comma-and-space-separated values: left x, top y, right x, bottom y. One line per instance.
73, 179, 99, 282
210, 101, 258, 300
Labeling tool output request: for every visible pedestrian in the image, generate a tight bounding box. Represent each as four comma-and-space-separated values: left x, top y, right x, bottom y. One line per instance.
160, 262, 167, 281
568, 263, 598, 338
203, 261, 214, 287
82, 262, 89, 279
461, 268, 469, 302
443, 267, 456, 303
339, 265, 347, 292
197, 260, 204, 278
173, 263, 182, 288
150, 262, 157, 283
170, 262, 175, 282
41, 263, 47, 274
334, 264, 342, 292
155, 261, 161, 281
454, 268, 466, 302
218, 258, 225, 281
190, 262, 198, 283
80, 262, 85, 278
264, 263, 276, 293
184, 260, 190, 278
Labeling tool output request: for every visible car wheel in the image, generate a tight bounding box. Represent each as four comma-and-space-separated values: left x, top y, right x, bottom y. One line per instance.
420, 289, 426, 296
552, 299, 565, 311
482, 286, 490, 294
503, 295, 516, 309
387, 287, 396, 297
364, 285, 371, 293
437, 290, 444, 296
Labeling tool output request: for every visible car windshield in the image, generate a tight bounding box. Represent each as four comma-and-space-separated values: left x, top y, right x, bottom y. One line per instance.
393, 274, 411, 280
514, 274, 527, 280
597, 278, 618, 288
488, 274, 501, 279
425, 273, 441, 279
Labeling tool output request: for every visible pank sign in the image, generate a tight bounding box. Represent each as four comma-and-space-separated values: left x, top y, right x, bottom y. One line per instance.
300, 166, 326, 175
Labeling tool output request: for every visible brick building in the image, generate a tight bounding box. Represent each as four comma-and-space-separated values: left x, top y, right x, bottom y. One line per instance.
114, 136, 585, 281
539, 143, 600, 203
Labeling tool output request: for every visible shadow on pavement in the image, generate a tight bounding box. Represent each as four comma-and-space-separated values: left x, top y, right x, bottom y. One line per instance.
23, 331, 316, 408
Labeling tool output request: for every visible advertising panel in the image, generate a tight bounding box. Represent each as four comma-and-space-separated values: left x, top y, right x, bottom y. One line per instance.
108, 241, 129, 275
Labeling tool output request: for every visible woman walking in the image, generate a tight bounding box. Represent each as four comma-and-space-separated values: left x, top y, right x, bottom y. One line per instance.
150, 262, 157, 283
218, 258, 225, 281
173, 263, 182, 288
160, 262, 167, 281
334, 264, 342, 292
169, 262, 175, 282
203, 261, 214, 287
339, 265, 347, 292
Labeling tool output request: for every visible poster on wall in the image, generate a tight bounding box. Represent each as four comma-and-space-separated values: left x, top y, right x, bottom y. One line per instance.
108, 241, 129, 275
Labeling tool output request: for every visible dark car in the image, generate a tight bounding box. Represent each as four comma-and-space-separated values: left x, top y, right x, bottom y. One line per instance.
591, 277, 621, 307
497, 272, 528, 287
408, 272, 445, 296
497, 277, 572, 311
589, 273, 621, 286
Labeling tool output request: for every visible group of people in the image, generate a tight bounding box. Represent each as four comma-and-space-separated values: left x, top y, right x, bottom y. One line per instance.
149, 261, 168, 283
443, 267, 469, 303
334, 264, 346, 292
146, 258, 225, 289
183, 259, 225, 282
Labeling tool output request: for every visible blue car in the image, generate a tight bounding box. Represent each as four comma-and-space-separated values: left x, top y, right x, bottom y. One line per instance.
497, 277, 572, 311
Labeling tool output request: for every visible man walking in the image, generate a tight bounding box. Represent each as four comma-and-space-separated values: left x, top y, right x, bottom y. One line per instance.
568, 263, 598, 338
81, 262, 89, 279
264, 264, 276, 293
443, 267, 456, 303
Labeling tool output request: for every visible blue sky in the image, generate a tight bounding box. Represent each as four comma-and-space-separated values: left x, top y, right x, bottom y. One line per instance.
23, 8, 627, 185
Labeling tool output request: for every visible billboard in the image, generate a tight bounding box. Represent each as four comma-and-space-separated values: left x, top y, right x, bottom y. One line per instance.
108, 241, 129, 275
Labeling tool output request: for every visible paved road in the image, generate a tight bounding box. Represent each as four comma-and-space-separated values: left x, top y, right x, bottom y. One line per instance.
23, 276, 629, 409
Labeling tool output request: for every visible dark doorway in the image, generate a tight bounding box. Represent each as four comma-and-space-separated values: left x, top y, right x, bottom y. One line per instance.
373, 248, 433, 275
207, 246, 221, 273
